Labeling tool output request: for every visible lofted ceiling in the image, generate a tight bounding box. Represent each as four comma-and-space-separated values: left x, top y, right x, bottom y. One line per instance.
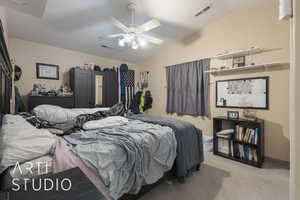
0, 0, 272, 63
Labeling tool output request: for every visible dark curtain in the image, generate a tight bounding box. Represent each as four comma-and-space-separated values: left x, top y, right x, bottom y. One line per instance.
166, 58, 210, 117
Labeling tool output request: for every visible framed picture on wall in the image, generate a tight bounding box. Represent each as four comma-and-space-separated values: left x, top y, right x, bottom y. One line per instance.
232, 56, 245, 67
36, 63, 59, 80
216, 76, 269, 109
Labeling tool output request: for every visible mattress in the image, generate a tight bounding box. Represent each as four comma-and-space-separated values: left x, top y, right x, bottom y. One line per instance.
0, 155, 53, 191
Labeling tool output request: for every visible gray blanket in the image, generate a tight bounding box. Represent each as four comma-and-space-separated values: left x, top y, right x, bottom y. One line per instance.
128, 114, 204, 180
63, 120, 177, 200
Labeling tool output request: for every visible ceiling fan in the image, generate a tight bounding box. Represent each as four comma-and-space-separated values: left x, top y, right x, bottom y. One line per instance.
99, 3, 163, 50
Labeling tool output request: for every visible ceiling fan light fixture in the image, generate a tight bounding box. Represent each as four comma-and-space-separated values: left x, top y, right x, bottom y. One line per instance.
132, 41, 138, 50
138, 37, 147, 47
123, 35, 132, 43
118, 38, 125, 47
101, 3, 163, 50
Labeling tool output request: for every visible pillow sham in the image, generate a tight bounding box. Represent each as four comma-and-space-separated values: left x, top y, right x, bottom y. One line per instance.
0, 114, 57, 174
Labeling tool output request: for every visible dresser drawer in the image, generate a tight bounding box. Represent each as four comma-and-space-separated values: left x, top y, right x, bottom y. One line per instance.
28, 96, 74, 111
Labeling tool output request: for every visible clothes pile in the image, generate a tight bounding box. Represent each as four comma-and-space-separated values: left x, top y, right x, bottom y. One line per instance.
130, 90, 153, 114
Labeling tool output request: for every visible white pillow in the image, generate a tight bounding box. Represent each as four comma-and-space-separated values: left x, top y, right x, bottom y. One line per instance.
33, 105, 110, 123
0, 115, 57, 174
83, 116, 129, 130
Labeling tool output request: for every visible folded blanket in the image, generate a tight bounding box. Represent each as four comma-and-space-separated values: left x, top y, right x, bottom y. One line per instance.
83, 116, 129, 130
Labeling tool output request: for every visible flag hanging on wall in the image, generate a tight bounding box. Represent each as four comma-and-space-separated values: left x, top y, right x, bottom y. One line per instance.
119, 64, 135, 109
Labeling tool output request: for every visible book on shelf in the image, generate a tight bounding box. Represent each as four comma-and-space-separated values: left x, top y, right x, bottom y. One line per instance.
235, 126, 259, 145
218, 138, 234, 157
235, 144, 258, 162
218, 138, 230, 155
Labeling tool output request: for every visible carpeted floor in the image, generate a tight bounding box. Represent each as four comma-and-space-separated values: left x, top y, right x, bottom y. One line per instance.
140, 153, 289, 200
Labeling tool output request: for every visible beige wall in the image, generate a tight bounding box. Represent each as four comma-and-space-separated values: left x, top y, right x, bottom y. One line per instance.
290, 0, 300, 199
8, 38, 140, 107
142, 2, 290, 161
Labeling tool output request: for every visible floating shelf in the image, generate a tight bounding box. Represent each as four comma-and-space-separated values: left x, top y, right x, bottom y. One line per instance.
213, 47, 262, 60
205, 62, 289, 74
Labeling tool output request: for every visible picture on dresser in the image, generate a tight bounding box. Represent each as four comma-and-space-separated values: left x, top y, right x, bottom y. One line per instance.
36, 63, 59, 80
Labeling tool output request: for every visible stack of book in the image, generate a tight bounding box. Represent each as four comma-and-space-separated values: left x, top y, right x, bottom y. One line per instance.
216, 129, 234, 138
236, 144, 258, 162
216, 129, 234, 156
235, 126, 259, 145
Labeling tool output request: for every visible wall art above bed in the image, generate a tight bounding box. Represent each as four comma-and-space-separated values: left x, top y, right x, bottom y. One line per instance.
216, 76, 269, 109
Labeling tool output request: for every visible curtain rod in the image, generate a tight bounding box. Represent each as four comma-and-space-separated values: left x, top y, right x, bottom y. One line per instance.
164, 56, 212, 68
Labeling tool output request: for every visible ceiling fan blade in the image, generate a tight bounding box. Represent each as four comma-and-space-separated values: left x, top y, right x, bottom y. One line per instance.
136, 19, 161, 33
98, 33, 124, 39
105, 16, 130, 33
140, 34, 164, 45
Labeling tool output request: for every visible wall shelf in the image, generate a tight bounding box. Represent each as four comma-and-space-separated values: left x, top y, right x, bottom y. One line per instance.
213, 47, 262, 60
205, 62, 289, 74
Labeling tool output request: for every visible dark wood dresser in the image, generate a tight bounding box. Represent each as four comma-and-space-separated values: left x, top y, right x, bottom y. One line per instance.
28, 95, 74, 111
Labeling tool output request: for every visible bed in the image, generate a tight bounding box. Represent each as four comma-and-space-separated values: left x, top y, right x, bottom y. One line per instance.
0, 31, 204, 200
0, 103, 204, 200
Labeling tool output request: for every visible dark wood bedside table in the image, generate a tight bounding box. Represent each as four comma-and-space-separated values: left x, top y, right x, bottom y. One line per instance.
8, 167, 107, 200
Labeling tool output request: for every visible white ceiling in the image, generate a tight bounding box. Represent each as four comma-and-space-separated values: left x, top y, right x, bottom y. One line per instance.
1, 0, 272, 63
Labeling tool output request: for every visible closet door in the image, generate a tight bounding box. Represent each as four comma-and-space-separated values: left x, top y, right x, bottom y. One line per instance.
103, 71, 118, 107
70, 68, 93, 108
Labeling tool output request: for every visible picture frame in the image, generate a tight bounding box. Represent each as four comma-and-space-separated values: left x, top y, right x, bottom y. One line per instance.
216, 76, 269, 110
227, 111, 239, 119
233, 56, 245, 67
243, 109, 257, 120
36, 63, 59, 80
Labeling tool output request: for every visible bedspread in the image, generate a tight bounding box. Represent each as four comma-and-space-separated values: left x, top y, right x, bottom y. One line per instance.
63, 120, 177, 199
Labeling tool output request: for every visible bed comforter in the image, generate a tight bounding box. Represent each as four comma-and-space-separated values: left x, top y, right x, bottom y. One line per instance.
63, 119, 177, 200
128, 114, 204, 180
